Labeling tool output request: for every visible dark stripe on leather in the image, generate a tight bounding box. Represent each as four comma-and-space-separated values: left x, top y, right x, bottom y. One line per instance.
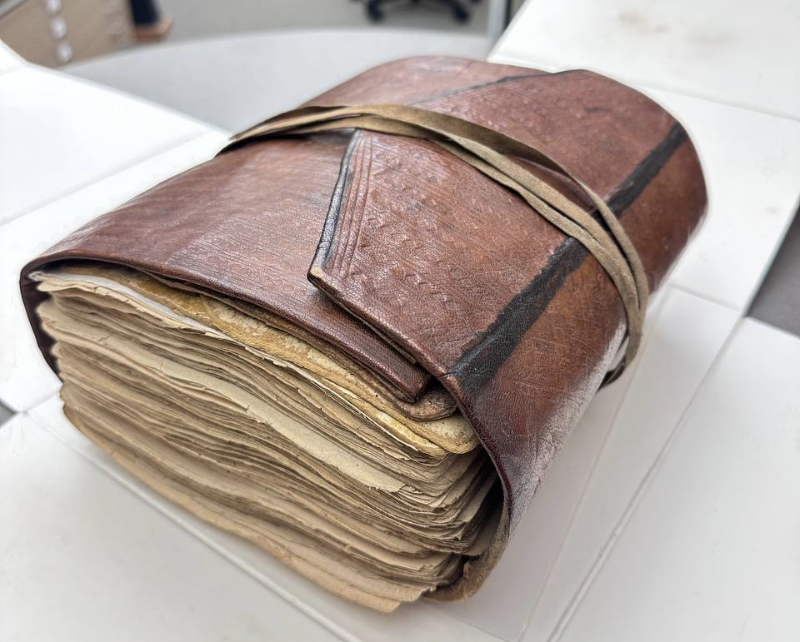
450, 123, 688, 395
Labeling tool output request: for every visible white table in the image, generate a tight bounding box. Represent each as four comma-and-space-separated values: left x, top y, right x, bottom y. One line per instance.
494, 0, 800, 121
2, 4, 800, 638
65, 29, 490, 131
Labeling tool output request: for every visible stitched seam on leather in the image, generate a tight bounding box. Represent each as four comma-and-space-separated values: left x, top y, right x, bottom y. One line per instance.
333, 134, 364, 274
341, 136, 374, 279
315, 132, 360, 268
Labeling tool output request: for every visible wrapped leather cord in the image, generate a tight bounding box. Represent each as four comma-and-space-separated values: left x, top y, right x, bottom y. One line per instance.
228, 103, 650, 381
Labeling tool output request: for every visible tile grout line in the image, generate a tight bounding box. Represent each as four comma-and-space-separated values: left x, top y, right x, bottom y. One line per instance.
548, 316, 745, 642
667, 282, 741, 313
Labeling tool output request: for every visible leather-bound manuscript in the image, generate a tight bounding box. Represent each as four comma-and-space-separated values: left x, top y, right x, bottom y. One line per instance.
21, 57, 706, 611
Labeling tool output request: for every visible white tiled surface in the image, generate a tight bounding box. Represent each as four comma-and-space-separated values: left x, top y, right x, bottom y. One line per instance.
493, 0, 800, 120
0, 66, 219, 225
559, 319, 800, 642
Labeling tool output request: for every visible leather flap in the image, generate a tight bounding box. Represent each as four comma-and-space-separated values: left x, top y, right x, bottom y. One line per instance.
307, 68, 707, 529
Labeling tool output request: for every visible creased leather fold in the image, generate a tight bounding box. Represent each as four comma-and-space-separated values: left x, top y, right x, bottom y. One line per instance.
20, 56, 707, 604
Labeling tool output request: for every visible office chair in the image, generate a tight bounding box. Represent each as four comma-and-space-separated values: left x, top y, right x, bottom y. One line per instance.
363, 0, 481, 24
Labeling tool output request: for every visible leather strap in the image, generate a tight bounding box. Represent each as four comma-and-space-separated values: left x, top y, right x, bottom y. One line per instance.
227, 104, 650, 381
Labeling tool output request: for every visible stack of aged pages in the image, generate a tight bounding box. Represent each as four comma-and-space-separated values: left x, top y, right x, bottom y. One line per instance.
21, 57, 706, 610
31, 264, 499, 611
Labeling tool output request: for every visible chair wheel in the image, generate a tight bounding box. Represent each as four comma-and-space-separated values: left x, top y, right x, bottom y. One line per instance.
367, 4, 384, 21
453, 5, 470, 22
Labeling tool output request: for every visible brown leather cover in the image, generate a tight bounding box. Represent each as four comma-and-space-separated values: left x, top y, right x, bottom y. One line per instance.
20, 57, 706, 599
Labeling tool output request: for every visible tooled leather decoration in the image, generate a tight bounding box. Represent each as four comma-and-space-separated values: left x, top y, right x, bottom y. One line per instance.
20, 57, 707, 599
